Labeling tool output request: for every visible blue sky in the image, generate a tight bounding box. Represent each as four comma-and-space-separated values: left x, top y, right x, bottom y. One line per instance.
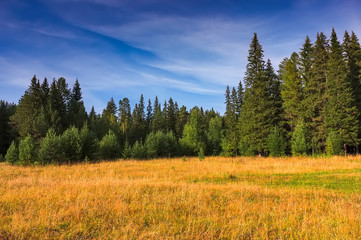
1, 0, 361, 114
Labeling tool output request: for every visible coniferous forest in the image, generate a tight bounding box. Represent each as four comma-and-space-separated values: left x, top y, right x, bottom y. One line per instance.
1, 29, 361, 164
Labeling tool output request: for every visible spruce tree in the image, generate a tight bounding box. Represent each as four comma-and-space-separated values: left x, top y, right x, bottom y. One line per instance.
68, 79, 87, 129
281, 52, 304, 132
238, 33, 274, 156
325, 29, 359, 155
118, 98, 131, 135
18, 134, 36, 165
304, 32, 329, 153
38, 128, 64, 164
5, 141, 18, 164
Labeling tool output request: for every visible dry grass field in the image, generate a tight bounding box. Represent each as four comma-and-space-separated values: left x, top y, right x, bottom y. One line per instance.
1, 156, 361, 239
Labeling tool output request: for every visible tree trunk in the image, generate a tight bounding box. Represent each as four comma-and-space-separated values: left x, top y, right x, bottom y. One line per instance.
344, 143, 347, 156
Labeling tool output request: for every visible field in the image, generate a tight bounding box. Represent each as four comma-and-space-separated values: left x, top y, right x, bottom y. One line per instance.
1, 156, 361, 239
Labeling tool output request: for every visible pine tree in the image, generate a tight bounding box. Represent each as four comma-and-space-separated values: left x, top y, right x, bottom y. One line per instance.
267, 127, 286, 157
18, 134, 36, 165
180, 107, 206, 155
281, 52, 304, 132
5, 141, 18, 164
151, 96, 164, 133
222, 85, 239, 156
68, 79, 87, 129
99, 130, 119, 160
238, 33, 274, 156
118, 98, 131, 135
165, 98, 176, 133
0, 101, 16, 156
325, 29, 359, 155
207, 115, 223, 155
61, 126, 82, 163
175, 105, 188, 139
343, 31, 361, 152
102, 97, 117, 124
38, 128, 64, 164
291, 122, 308, 156
304, 32, 329, 153
146, 99, 153, 123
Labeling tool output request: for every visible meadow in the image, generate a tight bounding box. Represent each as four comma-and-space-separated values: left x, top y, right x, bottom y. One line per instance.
1, 156, 361, 239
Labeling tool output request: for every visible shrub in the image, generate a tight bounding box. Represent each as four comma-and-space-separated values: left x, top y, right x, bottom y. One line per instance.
267, 127, 286, 157
5, 141, 18, 164
19, 134, 36, 165
61, 126, 82, 163
80, 125, 99, 161
99, 130, 119, 160
325, 131, 343, 156
38, 128, 64, 164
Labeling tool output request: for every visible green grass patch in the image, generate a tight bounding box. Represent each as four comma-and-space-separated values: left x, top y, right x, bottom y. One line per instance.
191, 168, 361, 193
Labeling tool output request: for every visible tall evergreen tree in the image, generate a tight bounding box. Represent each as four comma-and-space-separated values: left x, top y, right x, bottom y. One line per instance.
68, 79, 87, 128
303, 32, 329, 153
281, 52, 304, 132
151, 96, 164, 133
118, 98, 131, 135
325, 29, 359, 155
0, 101, 16, 156
238, 33, 274, 156
343, 31, 361, 150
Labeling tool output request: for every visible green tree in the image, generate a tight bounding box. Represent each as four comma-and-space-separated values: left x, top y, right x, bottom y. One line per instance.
180, 107, 206, 155
144, 131, 178, 158
0, 101, 16, 156
281, 52, 304, 132
5, 141, 18, 164
325, 29, 359, 155
131, 141, 146, 159
68, 79, 87, 129
267, 127, 286, 157
61, 126, 82, 163
38, 128, 64, 164
207, 115, 223, 156
325, 131, 343, 156
99, 130, 119, 160
80, 125, 99, 161
291, 122, 308, 156
18, 134, 36, 165
238, 33, 274, 156
304, 32, 329, 153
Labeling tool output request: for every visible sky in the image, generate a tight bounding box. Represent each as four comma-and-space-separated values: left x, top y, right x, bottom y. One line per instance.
1, 0, 361, 114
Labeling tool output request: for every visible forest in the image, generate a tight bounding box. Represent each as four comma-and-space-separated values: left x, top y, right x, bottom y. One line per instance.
1, 28, 361, 164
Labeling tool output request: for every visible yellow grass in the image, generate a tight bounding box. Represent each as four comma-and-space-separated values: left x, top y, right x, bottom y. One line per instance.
1, 156, 361, 239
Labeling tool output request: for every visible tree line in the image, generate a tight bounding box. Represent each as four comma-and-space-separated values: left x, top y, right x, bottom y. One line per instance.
1, 28, 361, 164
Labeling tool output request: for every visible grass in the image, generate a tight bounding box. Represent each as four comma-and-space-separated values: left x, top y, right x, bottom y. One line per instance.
1, 156, 361, 239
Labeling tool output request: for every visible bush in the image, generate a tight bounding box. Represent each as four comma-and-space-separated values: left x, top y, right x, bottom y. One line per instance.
99, 130, 119, 160
19, 134, 36, 165
5, 141, 18, 164
267, 127, 286, 157
61, 126, 82, 163
325, 131, 343, 156
144, 131, 178, 158
131, 141, 146, 159
0, 154, 4, 162
39, 128, 64, 164
291, 123, 308, 156
80, 125, 99, 161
